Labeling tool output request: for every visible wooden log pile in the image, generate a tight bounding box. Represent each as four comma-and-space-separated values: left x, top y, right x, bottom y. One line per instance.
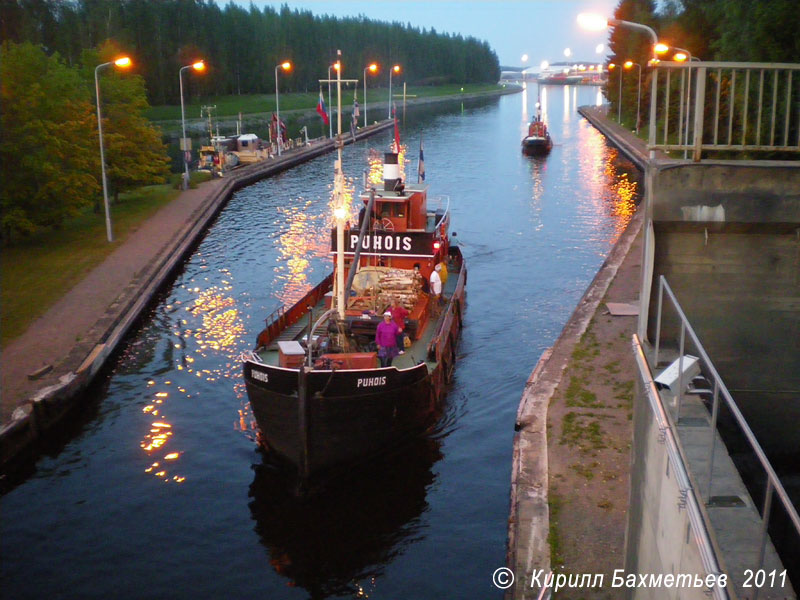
377, 268, 424, 309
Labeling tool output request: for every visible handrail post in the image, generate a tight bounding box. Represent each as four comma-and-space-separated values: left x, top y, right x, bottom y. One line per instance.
692, 67, 707, 161
706, 380, 720, 502
676, 321, 686, 419
752, 479, 774, 600
654, 276, 664, 366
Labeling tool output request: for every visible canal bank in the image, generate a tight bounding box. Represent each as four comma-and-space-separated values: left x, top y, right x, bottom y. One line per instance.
507, 104, 652, 598
0, 119, 393, 477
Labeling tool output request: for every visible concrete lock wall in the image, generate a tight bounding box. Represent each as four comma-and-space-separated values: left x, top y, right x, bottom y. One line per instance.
645, 162, 800, 393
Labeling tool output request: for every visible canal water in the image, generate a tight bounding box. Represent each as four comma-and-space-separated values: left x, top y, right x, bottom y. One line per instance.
1, 85, 641, 599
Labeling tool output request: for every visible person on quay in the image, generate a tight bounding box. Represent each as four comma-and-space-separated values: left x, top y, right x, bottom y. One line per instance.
391, 297, 409, 353
375, 311, 401, 367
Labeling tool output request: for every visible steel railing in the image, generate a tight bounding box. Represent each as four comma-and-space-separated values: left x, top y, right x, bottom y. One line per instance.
647, 62, 800, 161
651, 275, 800, 599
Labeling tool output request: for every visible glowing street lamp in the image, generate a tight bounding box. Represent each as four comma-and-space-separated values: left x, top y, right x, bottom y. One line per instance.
326, 61, 340, 139
179, 60, 205, 191
624, 60, 642, 134
274, 61, 292, 156
363, 63, 378, 127
579, 12, 660, 157
577, 13, 658, 59
95, 56, 132, 242
388, 64, 400, 118
655, 43, 697, 62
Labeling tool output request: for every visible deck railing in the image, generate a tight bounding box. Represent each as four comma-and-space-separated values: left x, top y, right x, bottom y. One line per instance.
647, 62, 800, 161
651, 275, 800, 598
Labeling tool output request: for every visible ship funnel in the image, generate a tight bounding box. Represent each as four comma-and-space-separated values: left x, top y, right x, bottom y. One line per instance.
383, 152, 401, 191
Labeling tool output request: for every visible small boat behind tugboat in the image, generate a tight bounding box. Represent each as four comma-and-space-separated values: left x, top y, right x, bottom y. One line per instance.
521, 100, 553, 157
241, 56, 465, 490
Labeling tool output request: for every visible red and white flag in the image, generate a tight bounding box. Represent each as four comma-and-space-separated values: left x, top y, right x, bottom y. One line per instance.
316, 89, 329, 125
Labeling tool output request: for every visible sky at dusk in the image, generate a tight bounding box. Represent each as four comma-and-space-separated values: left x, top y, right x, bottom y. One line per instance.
254, 1, 620, 68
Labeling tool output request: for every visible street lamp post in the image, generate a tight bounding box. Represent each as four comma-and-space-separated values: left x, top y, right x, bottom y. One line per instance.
363, 63, 378, 127
327, 64, 335, 138
179, 60, 205, 191
625, 61, 642, 134
388, 65, 400, 118
95, 56, 132, 242
578, 12, 659, 157
609, 63, 622, 123
274, 61, 292, 156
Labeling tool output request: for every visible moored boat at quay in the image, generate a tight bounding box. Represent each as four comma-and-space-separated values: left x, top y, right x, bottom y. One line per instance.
241, 58, 465, 490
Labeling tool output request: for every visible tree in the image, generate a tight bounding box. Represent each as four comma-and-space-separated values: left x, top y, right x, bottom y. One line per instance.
83, 42, 171, 204
0, 41, 99, 240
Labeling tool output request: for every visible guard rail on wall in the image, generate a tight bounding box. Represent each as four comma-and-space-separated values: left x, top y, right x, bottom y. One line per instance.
647, 62, 800, 161
651, 275, 800, 599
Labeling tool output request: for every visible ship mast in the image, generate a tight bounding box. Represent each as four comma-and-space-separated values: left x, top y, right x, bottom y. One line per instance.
329, 50, 358, 321
333, 50, 346, 320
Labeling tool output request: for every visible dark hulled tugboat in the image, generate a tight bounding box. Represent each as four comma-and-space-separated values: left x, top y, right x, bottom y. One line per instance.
241, 57, 465, 489
521, 101, 553, 156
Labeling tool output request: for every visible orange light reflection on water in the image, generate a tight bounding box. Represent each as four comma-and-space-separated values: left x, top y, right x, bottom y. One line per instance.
575, 121, 638, 243
137, 266, 251, 484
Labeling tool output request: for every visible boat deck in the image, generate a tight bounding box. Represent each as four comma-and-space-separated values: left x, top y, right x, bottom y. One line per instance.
255, 259, 462, 372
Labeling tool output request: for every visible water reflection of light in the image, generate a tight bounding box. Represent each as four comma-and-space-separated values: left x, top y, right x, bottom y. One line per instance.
521, 84, 528, 123
575, 120, 638, 243
541, 87, 548, 123
137, 267, 251, 484
563, 86, 570, 123
274, 201, 330, 306
596, 88, 604, 106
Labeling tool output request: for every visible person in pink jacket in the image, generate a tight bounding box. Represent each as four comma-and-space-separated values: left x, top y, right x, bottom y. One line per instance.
375, 311, 400, 367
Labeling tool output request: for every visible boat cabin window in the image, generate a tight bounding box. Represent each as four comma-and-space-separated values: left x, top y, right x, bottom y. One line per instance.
379, 203, 405, 218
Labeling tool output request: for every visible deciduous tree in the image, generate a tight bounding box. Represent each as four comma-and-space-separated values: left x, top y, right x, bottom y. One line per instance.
0, 41, 99, 240
83, 42, 171, 204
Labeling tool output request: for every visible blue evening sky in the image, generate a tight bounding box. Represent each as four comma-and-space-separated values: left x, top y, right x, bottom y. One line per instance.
250, 1, 620, 68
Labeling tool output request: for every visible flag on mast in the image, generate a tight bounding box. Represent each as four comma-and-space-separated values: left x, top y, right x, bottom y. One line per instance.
316, 88, 329, 125
418, 138, 425, 183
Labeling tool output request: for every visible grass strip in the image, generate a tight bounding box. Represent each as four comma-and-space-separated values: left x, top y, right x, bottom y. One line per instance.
0, 172, 209, 347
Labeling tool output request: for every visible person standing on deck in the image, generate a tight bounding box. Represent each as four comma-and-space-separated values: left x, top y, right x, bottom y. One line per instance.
391, 297, 409, 353
375, 311, 401, 367
430, 264, 443, 314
